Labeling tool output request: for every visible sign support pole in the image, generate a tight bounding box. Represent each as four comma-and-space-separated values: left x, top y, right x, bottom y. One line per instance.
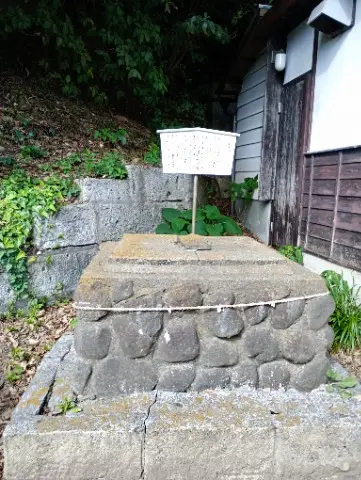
191, 174, 198, 234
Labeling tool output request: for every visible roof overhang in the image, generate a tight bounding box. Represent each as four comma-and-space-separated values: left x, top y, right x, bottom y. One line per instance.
219, 0, 321, 94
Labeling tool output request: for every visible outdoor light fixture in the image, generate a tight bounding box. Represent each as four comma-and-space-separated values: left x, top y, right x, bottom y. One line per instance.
272, 51, 286, 72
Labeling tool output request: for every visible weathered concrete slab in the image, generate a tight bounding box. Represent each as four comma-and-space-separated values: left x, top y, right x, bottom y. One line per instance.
5, 336, 361, 480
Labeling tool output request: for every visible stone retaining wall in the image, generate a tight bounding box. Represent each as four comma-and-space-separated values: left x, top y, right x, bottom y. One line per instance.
0, 167, 199, 312
72, 234, 335, 395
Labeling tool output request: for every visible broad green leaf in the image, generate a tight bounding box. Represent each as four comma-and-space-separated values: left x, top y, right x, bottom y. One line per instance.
155, 223, 173, 234
206, 223, 224, 236
69, 406, 82, 413
222, 217, 243, 235
162, 208, 182, 223
337, 377, 357, 389
340, 390, 353, 399
327, 370, 343, 382
186, 220, 208, 235
171, 218, 187, 234
204, 205, 221, 221
181, 209, 193, 221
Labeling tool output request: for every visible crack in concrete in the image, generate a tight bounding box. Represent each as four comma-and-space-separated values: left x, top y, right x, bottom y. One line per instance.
39, 344, 72, 414
139, 391, 158, 480
270, 417, 278, 479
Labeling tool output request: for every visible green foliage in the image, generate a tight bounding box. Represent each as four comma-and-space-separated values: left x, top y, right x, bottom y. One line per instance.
20, 145, 48, 159
0, 0, 253, 125
278, 245, 303, 265
155, 206, 243, 236
230, 175, 258, 202
0, 171, 80, 298
94, 128, 127, 145
57, 397, 82, 415
6, 364, 24, 383
69, 317, 79, 329
326, 370, 358, 398
144, 143, 161, 166
10, 346, 25, 361
322, 270, 361, 351
0, 156, 16, 167
51, 150, 127, 179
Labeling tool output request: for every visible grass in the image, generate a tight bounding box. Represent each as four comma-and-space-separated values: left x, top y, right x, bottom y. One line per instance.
322, 270, 361, 351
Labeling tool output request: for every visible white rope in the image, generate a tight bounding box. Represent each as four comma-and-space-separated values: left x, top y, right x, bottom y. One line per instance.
74, 292, 329, 314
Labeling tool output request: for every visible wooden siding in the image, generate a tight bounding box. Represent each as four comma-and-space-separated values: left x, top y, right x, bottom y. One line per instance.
234, 53, 267, 192
300, 148, 361, 271
272, 80, 306, 246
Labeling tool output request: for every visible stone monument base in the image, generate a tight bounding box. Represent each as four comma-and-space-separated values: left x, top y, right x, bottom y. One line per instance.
72, 234, 334, 396
4, 336, 361, 480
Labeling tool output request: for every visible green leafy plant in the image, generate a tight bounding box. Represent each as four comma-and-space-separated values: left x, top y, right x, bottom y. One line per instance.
10, 346, 26, 361
94, 128, 127, 145
155, 206, 243, 236
144, 143, 160, 166
322, 270, 361, 351
0, 156, 16, 167
278, 245, 303, 265
6, 365, 25, 383
0, 171, 80, 298
20, 145, 48, 159
69, 317, 79, 329
230, 175, 258, 202
57, 397, 82, 415
326, 369, 358, 398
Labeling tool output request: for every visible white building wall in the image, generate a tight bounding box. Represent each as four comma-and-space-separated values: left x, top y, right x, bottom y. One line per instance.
310, 0, 361, 152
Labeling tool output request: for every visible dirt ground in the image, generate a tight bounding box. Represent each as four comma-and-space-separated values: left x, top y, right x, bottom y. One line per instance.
0, 75, 152, 179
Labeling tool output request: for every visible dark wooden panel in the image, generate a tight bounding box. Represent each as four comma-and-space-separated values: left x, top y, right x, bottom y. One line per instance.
342, 149, 361, 164
304, 166, 311, 180
304, 180, 310, 194
259, 40, 282, 201
312, 179, 336, 195
307, 236, 331, 258
338, 197, 361, 214
334, 229, 361, 249
303, 194, 309, 208
309, 209, 334, 226
312, 153, 339, 166
300, 220, 307, 236
309, 195, 335, 210
340, 163, 361, 180
308, 223, 332, 241
339, 179, 361, 197
301, 207, 308, 221
332, 243, 361, 271
272, 80, 305, 246
305, 157, 312, 167
313, 164, 338, 179
336, 212, 361, 233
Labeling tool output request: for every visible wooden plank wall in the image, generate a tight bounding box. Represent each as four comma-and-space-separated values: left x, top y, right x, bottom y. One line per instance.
234, 52, 267, 194
300, 148, 361, 271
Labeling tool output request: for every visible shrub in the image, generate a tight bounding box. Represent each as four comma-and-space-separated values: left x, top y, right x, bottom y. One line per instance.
155, 205, 243, 236
144, 143, 161, 166
230, 175, 258, 202
0, 171, 80, 298
20, 145, 48, 159
94, 128, 127, 145
278, 245, 303, 265
322, 270, 361, 351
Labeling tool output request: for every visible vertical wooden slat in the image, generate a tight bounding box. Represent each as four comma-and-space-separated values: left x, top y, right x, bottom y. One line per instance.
305, 155, 314, 250
258, 39, 282, 201
330, 151, 342, 259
